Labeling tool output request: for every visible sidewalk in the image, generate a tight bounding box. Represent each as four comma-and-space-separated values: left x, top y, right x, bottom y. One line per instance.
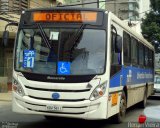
0, 92, 12, 101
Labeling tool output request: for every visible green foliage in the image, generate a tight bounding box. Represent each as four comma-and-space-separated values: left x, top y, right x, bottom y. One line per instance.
150, 0, 160, 12
141, 0, 160, 52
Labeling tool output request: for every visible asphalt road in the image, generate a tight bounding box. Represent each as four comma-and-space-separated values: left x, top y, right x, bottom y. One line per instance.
0, 94, 160, 128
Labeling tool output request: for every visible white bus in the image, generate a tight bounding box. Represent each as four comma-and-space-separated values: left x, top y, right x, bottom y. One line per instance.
3, 8, 154, 123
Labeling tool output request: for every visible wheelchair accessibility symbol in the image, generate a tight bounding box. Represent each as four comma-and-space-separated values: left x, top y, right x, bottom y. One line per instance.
58, 61, 71, 75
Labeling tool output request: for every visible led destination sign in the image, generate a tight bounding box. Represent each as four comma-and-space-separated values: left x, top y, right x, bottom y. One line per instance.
33, 11, 98, 22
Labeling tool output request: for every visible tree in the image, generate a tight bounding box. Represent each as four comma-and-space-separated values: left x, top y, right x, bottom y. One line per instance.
150, 0, 160, 12
141, 0, 160, 53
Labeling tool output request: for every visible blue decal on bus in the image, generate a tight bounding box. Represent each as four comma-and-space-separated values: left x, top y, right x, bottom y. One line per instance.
23, 50, 35, 68
110, 66, 154, 88
58, 61, 71, 75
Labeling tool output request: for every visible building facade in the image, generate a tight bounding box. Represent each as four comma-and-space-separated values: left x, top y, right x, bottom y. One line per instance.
0, 0, 56, 92
61, 0, 99, 8
104, 0, 150, 21
104, 0, 150, 34
59, 0, 150, 22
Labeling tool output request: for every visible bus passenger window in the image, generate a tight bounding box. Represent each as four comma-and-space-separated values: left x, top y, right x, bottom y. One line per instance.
152, 51, 154, 68
131, 37, 138, 65
148, 49, 153, 68
123, 32, 131, 65
145, 47, 149, 67
110, 32, 122, 77
138, 43, 144, 66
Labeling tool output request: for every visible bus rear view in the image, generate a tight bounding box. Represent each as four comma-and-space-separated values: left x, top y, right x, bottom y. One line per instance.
12, 8, 108, 120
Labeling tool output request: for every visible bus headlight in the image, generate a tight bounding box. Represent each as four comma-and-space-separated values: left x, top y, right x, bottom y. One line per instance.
90, 82, 107, 101
13, 78, 25, 97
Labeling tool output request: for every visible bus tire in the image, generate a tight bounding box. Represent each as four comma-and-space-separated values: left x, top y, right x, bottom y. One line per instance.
152, 89, 155, 95
114, 91, 127, 123
139, 87, 147, 108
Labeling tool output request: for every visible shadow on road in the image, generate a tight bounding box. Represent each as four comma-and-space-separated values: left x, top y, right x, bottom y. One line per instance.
18, 118, 114, 128
8, 95, 160, 128
17, 95, 160, 128
149, 93, 160, 100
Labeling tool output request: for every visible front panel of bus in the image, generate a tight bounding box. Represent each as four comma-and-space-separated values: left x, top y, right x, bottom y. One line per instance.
12, 8, 109, 119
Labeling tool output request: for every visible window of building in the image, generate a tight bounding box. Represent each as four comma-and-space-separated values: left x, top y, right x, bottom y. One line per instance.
0, 0, 9, 11
123, 32, 131, 65
12, 0, 28, 11
129, 3, 133, 10
30, 0, 51, 8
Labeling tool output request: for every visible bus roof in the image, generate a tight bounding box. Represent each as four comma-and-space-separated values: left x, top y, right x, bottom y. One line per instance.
23, 7, 105, 13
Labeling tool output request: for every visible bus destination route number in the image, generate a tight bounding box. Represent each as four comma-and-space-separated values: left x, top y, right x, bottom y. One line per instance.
23, 50, 35, 68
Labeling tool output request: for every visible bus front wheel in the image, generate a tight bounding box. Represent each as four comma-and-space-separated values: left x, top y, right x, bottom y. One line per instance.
139, 87, 147, 108
114, 91, 127, 123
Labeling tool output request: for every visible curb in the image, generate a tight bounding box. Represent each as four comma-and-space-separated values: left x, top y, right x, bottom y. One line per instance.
0, 99, 11, 102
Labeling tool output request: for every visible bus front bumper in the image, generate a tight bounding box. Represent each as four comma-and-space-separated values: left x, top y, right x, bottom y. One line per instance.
12, 92, 107, 120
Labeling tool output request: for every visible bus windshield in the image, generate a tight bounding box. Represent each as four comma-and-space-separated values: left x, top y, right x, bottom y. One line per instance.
15, 27, 106, 76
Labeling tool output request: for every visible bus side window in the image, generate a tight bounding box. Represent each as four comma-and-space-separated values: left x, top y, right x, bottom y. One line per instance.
131, 37, 138, 66
145, 47, 149, 67
110, 32, 122, 77
148, 49, 153, 68
152, 51, 154, 69
138, 43, 145, 67
123, 32, 131, 65
111, 32, 122, 65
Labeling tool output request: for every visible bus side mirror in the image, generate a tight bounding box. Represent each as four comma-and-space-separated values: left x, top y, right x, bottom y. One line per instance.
2, 30, 9, 47
115, 35, 122, 53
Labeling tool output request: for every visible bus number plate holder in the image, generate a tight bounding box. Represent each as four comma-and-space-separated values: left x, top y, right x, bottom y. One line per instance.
46, 105, 63, 111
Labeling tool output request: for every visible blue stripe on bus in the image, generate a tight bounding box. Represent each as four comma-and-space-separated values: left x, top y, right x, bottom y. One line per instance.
110, 66, 154, 88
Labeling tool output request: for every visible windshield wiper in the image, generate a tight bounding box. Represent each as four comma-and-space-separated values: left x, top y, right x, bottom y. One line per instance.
63, 24, 86, 61
36, 23, 51, 49
71, 24, 86, 50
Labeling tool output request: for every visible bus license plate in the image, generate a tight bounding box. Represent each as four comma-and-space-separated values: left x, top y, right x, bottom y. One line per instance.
46, 105, 63, 111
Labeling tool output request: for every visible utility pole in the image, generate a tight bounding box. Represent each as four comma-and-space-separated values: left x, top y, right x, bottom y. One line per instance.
97, 0, 99, 8
82, 0, 84, 7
